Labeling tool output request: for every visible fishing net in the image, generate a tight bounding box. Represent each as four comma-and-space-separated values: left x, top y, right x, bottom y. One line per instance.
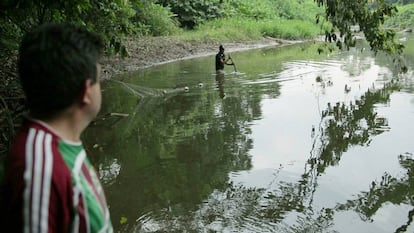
112, 80, 173, 98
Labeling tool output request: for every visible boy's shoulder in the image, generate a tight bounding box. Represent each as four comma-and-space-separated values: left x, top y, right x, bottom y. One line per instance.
12, 119, 56, 143
6, 118, 74, 187
9, 119, 60, 161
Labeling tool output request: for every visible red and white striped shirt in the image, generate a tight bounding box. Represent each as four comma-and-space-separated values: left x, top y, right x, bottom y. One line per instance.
1, 119, 113, 233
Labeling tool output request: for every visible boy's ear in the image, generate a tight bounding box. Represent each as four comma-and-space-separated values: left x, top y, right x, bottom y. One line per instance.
80, 79, 93, 105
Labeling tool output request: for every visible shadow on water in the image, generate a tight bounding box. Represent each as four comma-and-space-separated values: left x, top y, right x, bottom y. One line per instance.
83, 39, 414, 232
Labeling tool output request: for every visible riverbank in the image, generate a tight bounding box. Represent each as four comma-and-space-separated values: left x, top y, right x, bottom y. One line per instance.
100, 36, 300, 79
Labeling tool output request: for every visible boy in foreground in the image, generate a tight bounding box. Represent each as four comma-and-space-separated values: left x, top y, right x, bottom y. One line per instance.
1, 23, 113, 232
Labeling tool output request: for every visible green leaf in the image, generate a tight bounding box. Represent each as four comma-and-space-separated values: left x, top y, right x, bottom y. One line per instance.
120, 216, 128, 225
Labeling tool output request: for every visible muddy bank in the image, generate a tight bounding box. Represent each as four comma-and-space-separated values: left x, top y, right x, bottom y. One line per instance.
100, 36, 300, 79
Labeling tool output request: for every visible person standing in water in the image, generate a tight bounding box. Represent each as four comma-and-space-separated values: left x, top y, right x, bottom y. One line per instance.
0, 23, 113, 232
215, 45, 234, 72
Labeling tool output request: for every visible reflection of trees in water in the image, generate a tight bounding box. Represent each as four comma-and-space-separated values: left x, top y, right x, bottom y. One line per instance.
288, 80, 414, 233
340, 49, 373, 77
88, 79, 269, 231
129, 81, 405, 232
333, 153, 414, 233
92, 75, 413, 232
300, 81, 414, 233
149, 150, 413, 232
299, 82, 411, 231
309, 82, 399, 176
133, 180, 337, 232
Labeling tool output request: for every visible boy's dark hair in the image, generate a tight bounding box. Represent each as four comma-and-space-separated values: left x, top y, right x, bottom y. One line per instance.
18, 23, 104, 118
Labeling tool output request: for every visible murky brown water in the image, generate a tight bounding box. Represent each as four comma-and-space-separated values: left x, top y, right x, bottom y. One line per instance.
84, 39, 414, 233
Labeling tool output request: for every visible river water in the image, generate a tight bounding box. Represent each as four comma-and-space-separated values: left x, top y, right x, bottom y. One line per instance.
84, 38, 414, 233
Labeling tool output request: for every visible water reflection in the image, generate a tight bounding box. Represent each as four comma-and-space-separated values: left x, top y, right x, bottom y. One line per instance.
124, 80, 412, 232
333, 152, 414, 233
97, 158, 121, 186
310, 81, 400, 175
84, 41, 414, 232
215, 71, 225, 99
87, 69, 260, 232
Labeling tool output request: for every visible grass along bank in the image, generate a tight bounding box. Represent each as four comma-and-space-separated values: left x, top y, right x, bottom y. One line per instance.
385, 4, 414, 30
176, 17, 324, 42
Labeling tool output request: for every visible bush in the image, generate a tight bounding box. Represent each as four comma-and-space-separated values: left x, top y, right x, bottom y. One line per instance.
385, 4, 414, 29
260, 19, 321, 39
157, 0, 227, 29
228, 0, 275, 19
134, 3, 179, 36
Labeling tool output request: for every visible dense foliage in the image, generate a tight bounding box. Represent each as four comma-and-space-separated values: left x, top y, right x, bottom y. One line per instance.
156, 0, 226, 29
0, 0, 325, 54
2, 0, 412, 56
1, 0, 144, 56
315, 0, 404, 55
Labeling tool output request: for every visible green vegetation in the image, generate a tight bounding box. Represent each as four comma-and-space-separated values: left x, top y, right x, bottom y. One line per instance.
178, 18, 322, 42
315, 0, 403, 54
0, 0, 324, 55
385, 4, 414, 29
2, 0, 412, 56
133, 2, 179, 36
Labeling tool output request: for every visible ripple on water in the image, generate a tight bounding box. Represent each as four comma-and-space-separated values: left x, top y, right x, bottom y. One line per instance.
238, 60, 345, 86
